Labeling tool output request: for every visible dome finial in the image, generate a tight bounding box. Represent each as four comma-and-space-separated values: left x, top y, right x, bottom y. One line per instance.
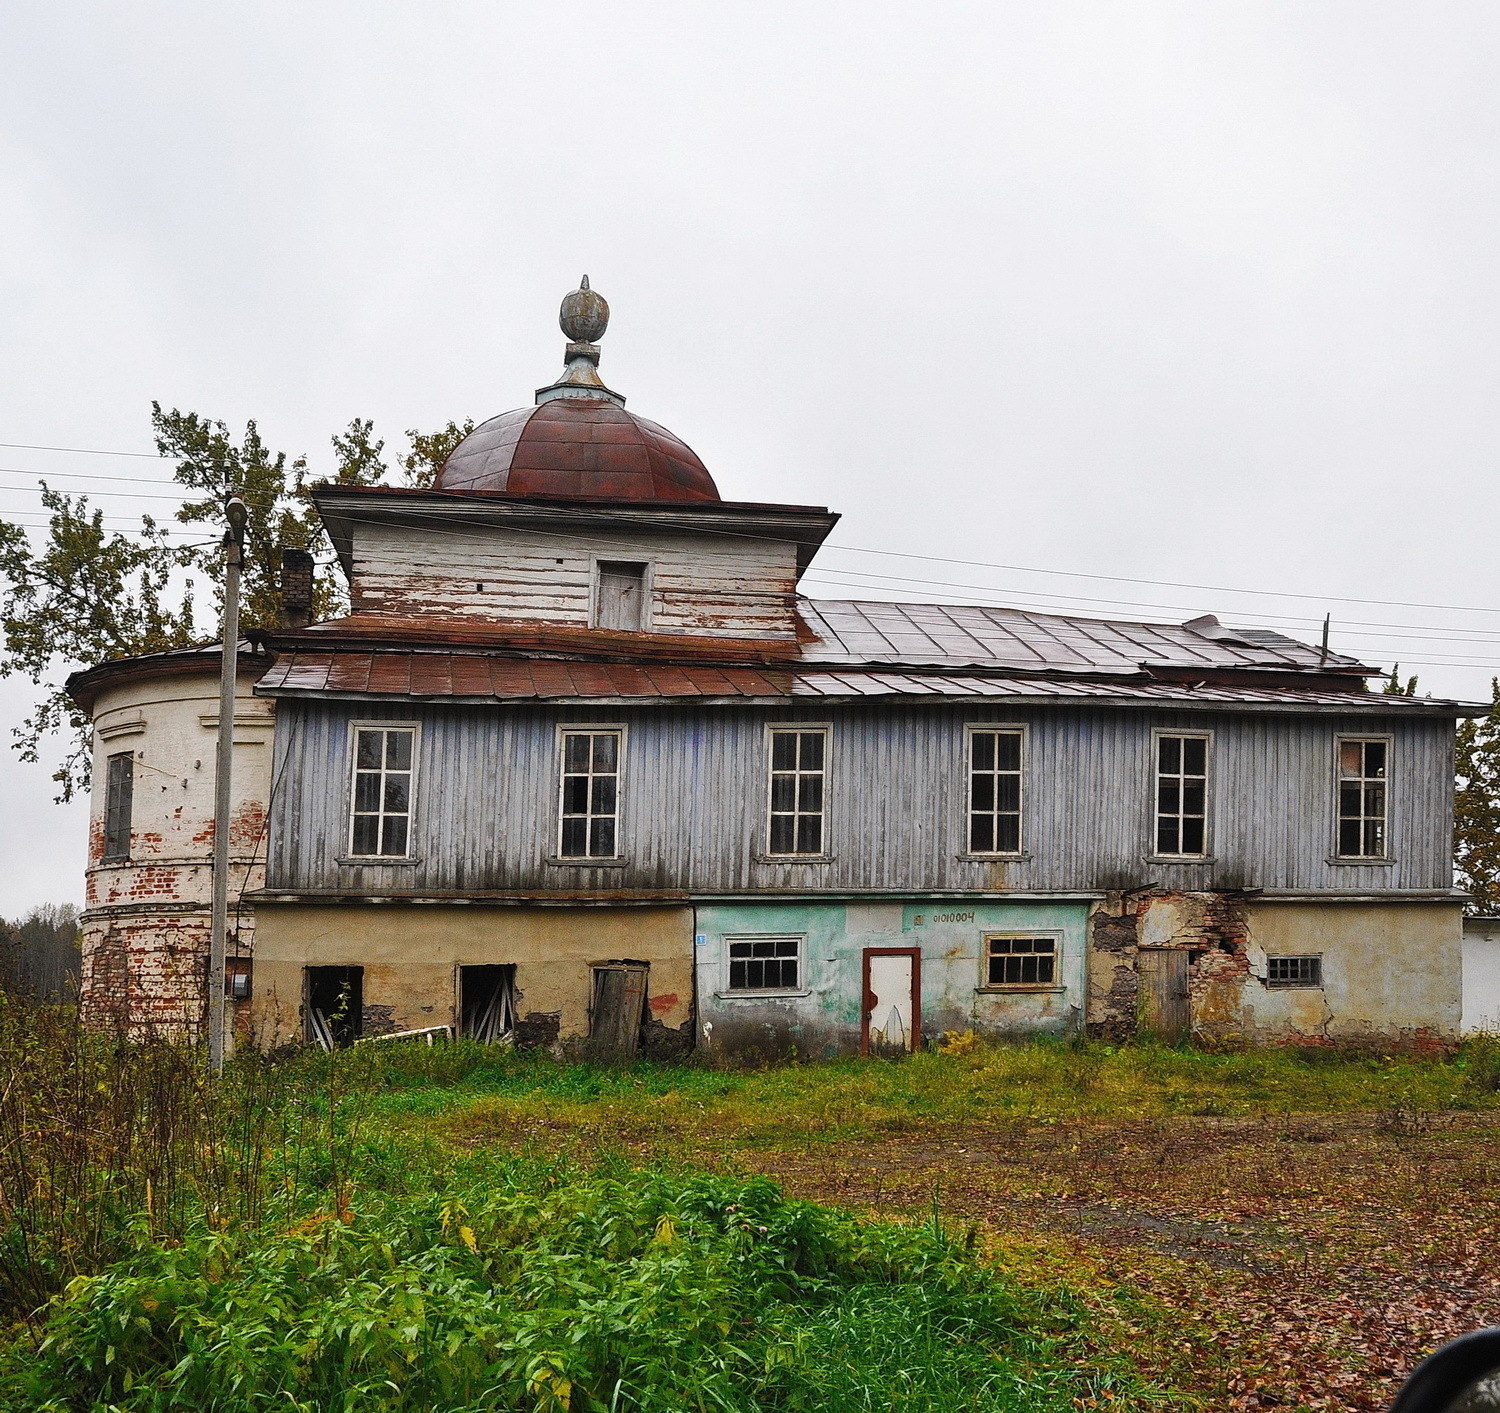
538, 276, 624, 406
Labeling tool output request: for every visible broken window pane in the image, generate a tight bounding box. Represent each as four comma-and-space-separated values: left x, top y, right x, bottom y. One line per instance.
1336, 737, 1389, 858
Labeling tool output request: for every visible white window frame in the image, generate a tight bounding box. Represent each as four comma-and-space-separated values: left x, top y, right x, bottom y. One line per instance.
555, 723, 627, 862
720, 933, 808, 997
977, 931, 1064, 992
763, 723, 832, 859
962, 723, 1027, 858
1333, 734, 1393, 862
1150, 729, 1212, 860
590, 557, 653, 632
346, 722, 419, 860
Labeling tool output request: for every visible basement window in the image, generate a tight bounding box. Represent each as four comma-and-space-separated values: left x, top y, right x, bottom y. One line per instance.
103, 752, 134, 861
594, 561, 648, 631
726, 936, 802, 993
1267, 955, 1322, 989
984, 935, 1057, 987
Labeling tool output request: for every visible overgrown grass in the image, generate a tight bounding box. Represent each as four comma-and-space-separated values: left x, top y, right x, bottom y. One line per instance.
5, 1152, 1161, 1412
361, 1034, 1500, 1149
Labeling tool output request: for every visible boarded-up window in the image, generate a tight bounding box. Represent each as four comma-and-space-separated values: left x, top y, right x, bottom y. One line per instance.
559, 730, 621, 858
985, 935, 1056, 986
103, 752, 134, 861
968, 729, 1023, 853
349, 726, 415, 858
767, 728, 826, 856
594, 561, 648, 631
1156, 734, 1208, 856
1337, 738, 1387, 857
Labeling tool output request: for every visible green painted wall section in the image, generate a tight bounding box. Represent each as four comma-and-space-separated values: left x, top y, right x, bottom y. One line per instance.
695, 899, 1090, 1058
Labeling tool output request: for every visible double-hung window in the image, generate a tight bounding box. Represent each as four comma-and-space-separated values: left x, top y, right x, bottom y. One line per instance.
1155, 734, 1208, 856
968, 728, 1023, 854
349, 726, 415, 858
103, 752, 134, 861
767, 728, 827, 856
559, 729, 621, 859
1336, 737, 1387, 858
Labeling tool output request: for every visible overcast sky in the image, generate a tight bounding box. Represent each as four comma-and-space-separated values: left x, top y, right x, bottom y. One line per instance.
3, 2, 1499, 916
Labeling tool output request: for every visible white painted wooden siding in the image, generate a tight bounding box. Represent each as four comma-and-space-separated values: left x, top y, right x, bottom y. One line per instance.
349, 523, 799, 640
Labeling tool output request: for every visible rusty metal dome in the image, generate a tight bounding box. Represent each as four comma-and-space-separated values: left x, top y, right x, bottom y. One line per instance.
434, 277, 721, 501
435, 399, 720, 501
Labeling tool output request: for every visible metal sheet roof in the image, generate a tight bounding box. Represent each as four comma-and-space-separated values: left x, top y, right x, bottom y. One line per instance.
255, 650, 1474, 713
795, 599, 1362, 675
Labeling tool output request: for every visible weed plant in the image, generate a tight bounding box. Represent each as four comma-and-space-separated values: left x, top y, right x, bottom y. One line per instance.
4, 1155, 1157, 1412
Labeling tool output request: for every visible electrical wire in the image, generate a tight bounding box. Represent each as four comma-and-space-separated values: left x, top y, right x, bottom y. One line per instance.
0, 441, 168, 458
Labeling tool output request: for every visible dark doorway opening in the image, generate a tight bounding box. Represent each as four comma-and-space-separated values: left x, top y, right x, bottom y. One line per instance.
460, 965, 516, 1043
307, 965, 363, 1049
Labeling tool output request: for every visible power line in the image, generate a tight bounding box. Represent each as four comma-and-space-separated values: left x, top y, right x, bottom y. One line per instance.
0, 455, 1498, 619
0, 441, 168, 459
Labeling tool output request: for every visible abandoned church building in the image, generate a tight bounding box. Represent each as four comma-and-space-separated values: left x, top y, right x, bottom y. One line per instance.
68, 280, 1482, 1057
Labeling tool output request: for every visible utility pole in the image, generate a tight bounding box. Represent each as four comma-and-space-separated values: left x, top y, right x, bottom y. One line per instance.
208, 496, 247, 1075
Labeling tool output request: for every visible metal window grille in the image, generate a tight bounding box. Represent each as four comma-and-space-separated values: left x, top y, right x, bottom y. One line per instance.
968, 729, 1023, 853
349, 727, 415, 858
1267, 955, 1322, 988
103, 752, 134, 861
1156, 734, 1208, 856
1337, 738, 1387, 858
559, 730, 621, 858
986, 935, 1056, 986
728, 937, 801, 991
768, 729, 826, 855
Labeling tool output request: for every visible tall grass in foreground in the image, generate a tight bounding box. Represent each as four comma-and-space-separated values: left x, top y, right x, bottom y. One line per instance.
7, 1158, 1155, 1412
0, 1000, 368, 1321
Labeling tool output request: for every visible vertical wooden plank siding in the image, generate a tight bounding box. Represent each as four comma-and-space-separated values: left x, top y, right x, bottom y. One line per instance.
266, 701, 1456, 896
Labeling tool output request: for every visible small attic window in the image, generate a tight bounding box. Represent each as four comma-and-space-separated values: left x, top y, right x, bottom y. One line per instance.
594, 561, 648, 631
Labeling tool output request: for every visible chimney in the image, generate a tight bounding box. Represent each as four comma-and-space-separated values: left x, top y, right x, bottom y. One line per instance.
279, 548, 314, 629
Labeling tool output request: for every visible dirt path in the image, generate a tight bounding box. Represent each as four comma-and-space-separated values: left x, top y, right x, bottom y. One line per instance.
729, 1112, 1500, 1411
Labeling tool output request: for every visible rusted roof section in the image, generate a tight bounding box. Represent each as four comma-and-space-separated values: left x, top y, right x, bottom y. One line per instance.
436, 400, 720, 502
257, 652, 794, 700
796, 599, 1366, 676
259, 614, 804, 665
255, 650, 1480, 714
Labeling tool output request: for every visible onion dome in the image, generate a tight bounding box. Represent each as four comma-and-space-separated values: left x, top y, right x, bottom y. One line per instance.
436, 277, 720, 501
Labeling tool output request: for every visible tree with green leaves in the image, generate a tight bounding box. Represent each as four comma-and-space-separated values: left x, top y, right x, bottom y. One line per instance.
0, 410, 471, 798
1456, 678, 1500, 913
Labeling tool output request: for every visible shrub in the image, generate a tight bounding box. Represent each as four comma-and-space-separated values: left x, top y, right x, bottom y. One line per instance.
5, 1159, 1135, 1412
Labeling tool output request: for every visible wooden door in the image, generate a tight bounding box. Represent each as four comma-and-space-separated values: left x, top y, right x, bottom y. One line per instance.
1138, 950, 1191, 1040
862, 948, 921, 1057
589, 964, 648, 1060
